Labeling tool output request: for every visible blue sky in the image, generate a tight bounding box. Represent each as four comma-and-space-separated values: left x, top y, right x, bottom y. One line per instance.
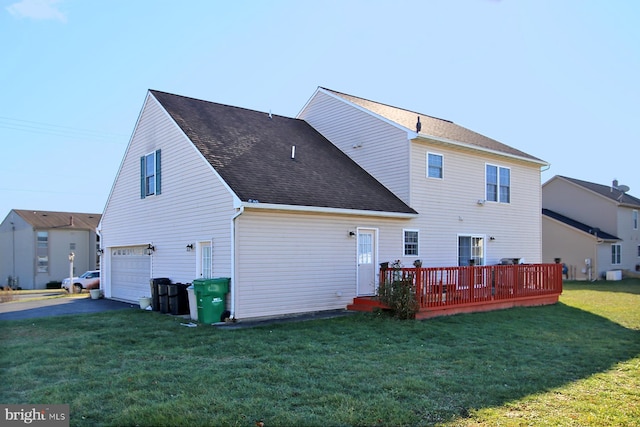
1, 0, 638, 218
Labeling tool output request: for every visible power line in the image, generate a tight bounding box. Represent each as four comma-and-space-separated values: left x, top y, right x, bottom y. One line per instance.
0, 116, 129, 143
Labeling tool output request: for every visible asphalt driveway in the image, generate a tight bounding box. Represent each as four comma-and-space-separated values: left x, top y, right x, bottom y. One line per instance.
0, 293, 137, 321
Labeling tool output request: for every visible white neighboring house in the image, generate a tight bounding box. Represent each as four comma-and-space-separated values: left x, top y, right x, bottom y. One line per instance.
542, 175, 640, 280
0, 210, 101, 289
99, 88, 548, 321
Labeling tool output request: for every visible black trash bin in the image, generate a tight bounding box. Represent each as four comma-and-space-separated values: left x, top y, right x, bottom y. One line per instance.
158, 282, 169, 314
150, 278, 171, 312
168, 283, 189, 315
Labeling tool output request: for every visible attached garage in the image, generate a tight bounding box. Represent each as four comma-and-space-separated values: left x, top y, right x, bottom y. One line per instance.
110, 246, 150, 303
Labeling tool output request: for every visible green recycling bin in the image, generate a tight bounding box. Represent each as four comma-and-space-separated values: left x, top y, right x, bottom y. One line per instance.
192, 278, 230, 324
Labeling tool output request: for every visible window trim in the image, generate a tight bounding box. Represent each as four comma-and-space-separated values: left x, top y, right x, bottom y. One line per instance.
611, 244, 621, 265
426, 152, 444, 179
458, 234, 485, 266
633, 210, 638, 230
36, 231, 48, 273
485, 163, 511, 203
403, 229, 419, 257
140, 149, 161, 199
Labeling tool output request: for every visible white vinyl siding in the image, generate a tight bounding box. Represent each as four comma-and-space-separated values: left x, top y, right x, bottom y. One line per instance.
233, 210, 417, 319
298, 90, 411, 204
410, 141, 543, 266
100, 94, 236, 301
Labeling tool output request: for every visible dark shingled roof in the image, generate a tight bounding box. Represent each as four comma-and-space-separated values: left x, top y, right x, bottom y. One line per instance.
322, 88, 545, 163
558, 176, 640, 207
13, 210, 101, 230
542, 208, 619, 240
150, 90, 416, 215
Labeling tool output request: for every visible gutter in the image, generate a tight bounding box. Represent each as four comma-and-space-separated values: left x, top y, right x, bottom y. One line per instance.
229, 205, 244, 318
410, 134, 549, 167
240, 202, 417, 218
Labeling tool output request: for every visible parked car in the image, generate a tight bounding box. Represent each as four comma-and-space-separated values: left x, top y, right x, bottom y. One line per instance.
62, 270, 100, 293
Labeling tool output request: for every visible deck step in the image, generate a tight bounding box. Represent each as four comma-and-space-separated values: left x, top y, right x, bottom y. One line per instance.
346, 297, 389, 312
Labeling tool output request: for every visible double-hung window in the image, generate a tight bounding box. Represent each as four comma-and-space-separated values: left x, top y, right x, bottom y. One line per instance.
140, 149, 161, 198
633, 210, 638, 230
403, 230, 419, 256
427, 153, 443, 179
611, 244, 621, 265
486, 164, 510, 203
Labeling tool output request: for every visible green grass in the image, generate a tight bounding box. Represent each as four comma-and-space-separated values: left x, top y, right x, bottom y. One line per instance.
1, 280, 639, 426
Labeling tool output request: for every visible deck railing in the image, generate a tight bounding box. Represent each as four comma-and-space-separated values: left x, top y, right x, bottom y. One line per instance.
379, 263, 563, 309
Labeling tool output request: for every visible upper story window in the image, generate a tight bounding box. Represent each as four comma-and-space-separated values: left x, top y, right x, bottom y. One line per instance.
486, 164, 510, 203
403, 229, 419, 256
427, 153, 443, 179
633, 210, 638, 230
140, 149, 161, 198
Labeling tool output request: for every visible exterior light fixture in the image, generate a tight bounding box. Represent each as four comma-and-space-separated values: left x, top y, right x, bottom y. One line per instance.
186, 243, 194, 252
97, 248, 104, 256
348, 231, 356, 237
145, 244, 155, 255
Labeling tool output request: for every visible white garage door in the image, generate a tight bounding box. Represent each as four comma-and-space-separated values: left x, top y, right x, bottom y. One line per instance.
111, 246, 150, 303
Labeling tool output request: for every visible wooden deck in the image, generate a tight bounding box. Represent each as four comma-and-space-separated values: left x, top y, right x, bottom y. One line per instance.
347, 263, 563, 319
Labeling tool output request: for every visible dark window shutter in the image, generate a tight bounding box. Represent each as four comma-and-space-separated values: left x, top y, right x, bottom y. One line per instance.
155, 149, 161, 195
140, 156, 146, 199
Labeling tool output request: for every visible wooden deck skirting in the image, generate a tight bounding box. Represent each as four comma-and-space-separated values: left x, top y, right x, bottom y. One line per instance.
347, 263, 563, 319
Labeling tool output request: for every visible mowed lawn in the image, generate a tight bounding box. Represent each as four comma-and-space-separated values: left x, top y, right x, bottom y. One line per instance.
1, 280, 639, 426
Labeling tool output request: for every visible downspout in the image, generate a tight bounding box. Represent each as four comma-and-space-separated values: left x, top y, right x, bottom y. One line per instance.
230, 205, 244, 319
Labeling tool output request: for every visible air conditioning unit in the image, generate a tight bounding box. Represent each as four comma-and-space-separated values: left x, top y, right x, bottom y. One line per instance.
606, 270, 622, 281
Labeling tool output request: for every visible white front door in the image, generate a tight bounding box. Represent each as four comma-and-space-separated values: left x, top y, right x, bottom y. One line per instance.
357, 229, 377, 296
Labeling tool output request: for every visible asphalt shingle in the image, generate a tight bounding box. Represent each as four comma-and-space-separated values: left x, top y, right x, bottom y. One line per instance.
150, 90, 417, 215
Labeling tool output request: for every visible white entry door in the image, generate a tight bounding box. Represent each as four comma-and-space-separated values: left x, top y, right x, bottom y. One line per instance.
357, 229, 377, 296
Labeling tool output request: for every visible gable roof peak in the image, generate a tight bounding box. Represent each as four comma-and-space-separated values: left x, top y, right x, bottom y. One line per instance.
555, 175, 640, 207
149, 89, 416, 215
317, 87, 544, 164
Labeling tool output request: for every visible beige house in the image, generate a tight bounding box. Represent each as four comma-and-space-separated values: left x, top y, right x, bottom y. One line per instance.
0, 210, 101, 289
542, 176, 640, 280
99, 88, 548, 321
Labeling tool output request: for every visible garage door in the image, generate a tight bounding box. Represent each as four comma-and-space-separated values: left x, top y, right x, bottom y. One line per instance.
111, 246, 150, 303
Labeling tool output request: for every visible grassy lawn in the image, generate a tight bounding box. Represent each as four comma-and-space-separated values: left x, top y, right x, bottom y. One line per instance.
1, 280, 639, 426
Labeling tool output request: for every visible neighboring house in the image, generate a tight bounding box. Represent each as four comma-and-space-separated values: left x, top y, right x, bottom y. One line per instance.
99, 88, 548, 321
542, 175, 640, 280
0, 210, 101, 289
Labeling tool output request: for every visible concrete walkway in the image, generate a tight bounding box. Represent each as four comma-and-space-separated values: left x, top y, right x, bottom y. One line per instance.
0, 293, 137, 321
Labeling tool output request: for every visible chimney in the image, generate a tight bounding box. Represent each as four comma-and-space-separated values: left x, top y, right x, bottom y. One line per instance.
612, 179, 618, 192
69, 215, 74, 226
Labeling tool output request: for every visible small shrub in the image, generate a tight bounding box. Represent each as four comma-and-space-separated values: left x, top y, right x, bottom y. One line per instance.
377, 277, 419, 320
